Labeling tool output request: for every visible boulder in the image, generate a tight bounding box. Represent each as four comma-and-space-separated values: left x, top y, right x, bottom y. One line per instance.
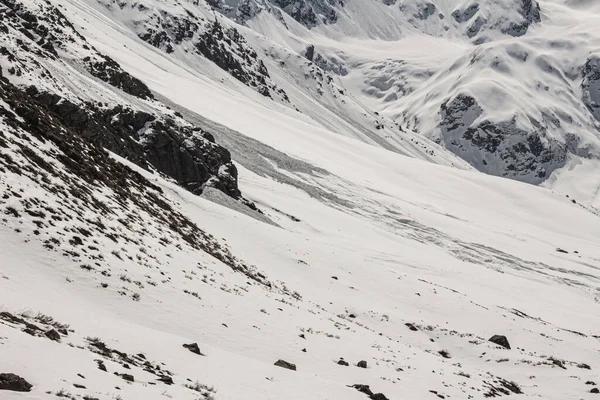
357, 360, 368, 368
489, 335, 511, 349
351, 384, 373, 396
274, 359, 296, 371
44, 329, 61, 341
183, 343, 203, 355
0, 373, 33, 392
337, 358, 349, 366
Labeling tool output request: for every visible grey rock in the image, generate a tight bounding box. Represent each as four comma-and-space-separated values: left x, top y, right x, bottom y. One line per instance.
274, 359, 296, 371
0, 373, 32, 392
489, 335, 511, 349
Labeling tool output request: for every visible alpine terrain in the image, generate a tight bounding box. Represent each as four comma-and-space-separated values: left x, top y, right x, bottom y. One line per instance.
1, 0, 600, 399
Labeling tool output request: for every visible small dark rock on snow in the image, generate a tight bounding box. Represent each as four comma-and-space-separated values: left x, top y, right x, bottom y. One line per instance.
349, 384, 390, 400
183, 343, 203, 355
405, 322, 418, 331
350, 384, 373, 396
357, 360, 368, 368
489, 335, 511, 349
119, 373, 134, 382
96, 360, 107, 372
337, 358, 349, 366
45, 329, 61, 341
0, 373, 32, 392
274, 359, 296, 371
586, 381, 596, 385
591, 387, 599, 394
158, 375, 174, 385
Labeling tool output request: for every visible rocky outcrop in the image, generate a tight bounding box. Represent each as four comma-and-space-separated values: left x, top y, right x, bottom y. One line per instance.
111, 0, 289, 101
302, 44, 348, 75
208, 0, 342, 29
195, 20, 274, 98
502, 0, 541, 37
0, 0, 153, 100
0, 73, 270, 286
439, 93, 567, 183
85, 56, 154, 100
582, 55, 600, 122
451, 0, 541, 39
27, 87, 244, 201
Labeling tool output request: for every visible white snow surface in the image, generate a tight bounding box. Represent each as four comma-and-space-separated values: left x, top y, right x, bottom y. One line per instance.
2, 0, 600, 399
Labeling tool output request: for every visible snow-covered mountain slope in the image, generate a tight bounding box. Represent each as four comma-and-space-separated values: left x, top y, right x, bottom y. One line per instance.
200, 0, 600, 187
2, 0, 600, 399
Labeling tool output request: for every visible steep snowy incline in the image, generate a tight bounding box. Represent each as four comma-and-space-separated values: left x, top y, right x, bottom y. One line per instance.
1, 2, 600, 400
67, 0, 474, 169
197, 0, 600, 189
1, 0, 600, 399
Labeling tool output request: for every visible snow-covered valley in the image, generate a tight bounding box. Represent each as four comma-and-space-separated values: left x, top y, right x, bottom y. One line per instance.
1, 0, 600, 399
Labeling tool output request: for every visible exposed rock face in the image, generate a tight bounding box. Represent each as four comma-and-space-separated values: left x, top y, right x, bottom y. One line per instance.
86, 56, 154, 100
439, 93, 567, 184
582, 55, 600, 122
99, 0, 288, 101
0, 0, 153, 99
451, 0, 541, 39
1, 0, 256, 206
208, 0, 342, 28
27, 88, 244, 201
195, 20, 274, 98
302, 44, 348, 75
0, 373, 33, 392
0, 73, 270, 286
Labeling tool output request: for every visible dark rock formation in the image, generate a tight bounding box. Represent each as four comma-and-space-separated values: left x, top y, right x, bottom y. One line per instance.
439, 93, 567, 184
0, 0, 153, 100
183, 343, 204, 355
349, 384, 390, 400
0, 373, 32, 392
357, 360, 368, 368
337, 358, 349, 366
126, 2, 288, 101
26, 87, 246, 203
118, 373, 134, 382
489, 335, 511, 349
451, 0, 540, 38
274, 359, 297, 370
44, 328, 61, 341
86, 56, 154, 100
502, 0, 541, 37
405, 322, 418, 331
582, 55, 600, 122
452, 3, 479, 23
0, 73, 270, 286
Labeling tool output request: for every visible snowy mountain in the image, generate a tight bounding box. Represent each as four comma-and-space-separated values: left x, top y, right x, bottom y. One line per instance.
2, 0, 600, 399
